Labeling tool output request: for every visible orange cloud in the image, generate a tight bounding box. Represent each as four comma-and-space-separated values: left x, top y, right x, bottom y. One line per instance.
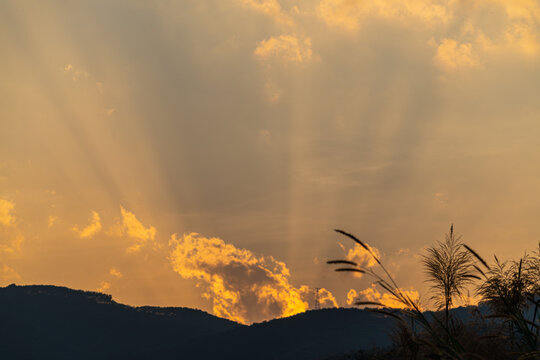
317, 0, 450, 32
120, 206, 157, 253
346, 289, 358, 306
47, 215, 58, 228
254, 35, 313, 65
240, 0, 294, 25
351, 284, 420, 309
318, 287, 339, 308
73, 211, 102, 239
340, 242, 381, 278
109, 268, 123, 278
0, 233, 24, 254
0, 264, 21, 283
169, 233, 311, 324
0, 199, 16, 227
435, 39, 479, 70
0, 201, 24, 254
97, 281, 111, 293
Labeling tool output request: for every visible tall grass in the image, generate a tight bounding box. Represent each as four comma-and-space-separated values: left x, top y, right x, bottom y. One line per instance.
464, 243, 539, 357
328, 229, 471, 360
328, 228, 540, 360
422, 225, 478, 331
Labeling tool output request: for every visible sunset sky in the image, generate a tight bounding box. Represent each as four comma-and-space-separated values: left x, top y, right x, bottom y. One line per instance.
1, 0, 540, 324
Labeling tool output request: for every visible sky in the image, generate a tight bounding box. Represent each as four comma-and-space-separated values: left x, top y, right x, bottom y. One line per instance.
1, 0, 540, 324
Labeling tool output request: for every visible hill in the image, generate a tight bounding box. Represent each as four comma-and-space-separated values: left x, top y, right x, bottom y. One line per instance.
0, 284, 486, 360
146, 307, 396, 360
0, 284, 240, 359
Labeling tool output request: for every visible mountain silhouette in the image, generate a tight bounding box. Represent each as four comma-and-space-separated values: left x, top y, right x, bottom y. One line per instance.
0, 284, 485, 359
0, 284, 239, 359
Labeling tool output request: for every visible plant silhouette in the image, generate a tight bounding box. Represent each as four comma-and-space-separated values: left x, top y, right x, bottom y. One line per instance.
422, 225, 478, 331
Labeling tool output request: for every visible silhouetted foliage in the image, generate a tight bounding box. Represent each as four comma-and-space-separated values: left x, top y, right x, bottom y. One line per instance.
465, 243, 540, 357
422, 225, 477, 330
329, 227, 540, 360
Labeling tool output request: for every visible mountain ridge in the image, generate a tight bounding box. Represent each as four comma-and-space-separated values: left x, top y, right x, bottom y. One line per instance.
0, 284, 483, 360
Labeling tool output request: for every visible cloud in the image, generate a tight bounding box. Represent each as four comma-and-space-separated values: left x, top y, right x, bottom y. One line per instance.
340, 242, 381, 278
350, 284, 420, 309
73, 211, 102, 239
346, 289, 358, 306
169, 233, 312, 324
47, 215, 58, 228
0, 200, 23, 254
318, 287, 338, 308
63, 63, 90, 81
120, 206, 157, 253
0, 264, 20, 283
0, 233, 24, 254
254, 35, 313, 65
317, 0, 450, 32
97, 281, 111, 293
435, 39, 479, 70
0, 199, 16, 227
239, 0, 294, 25
110, 268, 123, 278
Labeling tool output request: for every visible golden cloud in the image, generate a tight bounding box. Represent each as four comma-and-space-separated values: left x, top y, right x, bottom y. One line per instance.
0, 233, 24, 255
0, 200, 24, 254
120, 206, 157, 253
0, 199, 16, 227
254, 35, 313, 65
351, 284, 420, 309
97, 281, 111, 293
341, 243, 381, 278
240, 0, 294, 25
110, 268, 123, 278
317, 0, 450, 32
0, 264, 20, 283
318, 287, 339, 308
169, 233, 313, 324
346, 289, 358, 306
73, 211, 102, 239
47, 215, 58, 228
435, 39, 479, 70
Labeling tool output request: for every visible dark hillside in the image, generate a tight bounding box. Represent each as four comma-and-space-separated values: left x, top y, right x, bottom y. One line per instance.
148, 307, 396, 360
0, 284, 240, 360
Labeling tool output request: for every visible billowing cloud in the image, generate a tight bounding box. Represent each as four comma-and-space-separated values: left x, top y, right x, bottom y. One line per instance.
73, 211, 102, 239
169, 233, 312, 324
254, 35, 312, 65
345, 243, 380, 266
120, 206, 157, 253
0, 199, 16, 227
349, 284, 420, 309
